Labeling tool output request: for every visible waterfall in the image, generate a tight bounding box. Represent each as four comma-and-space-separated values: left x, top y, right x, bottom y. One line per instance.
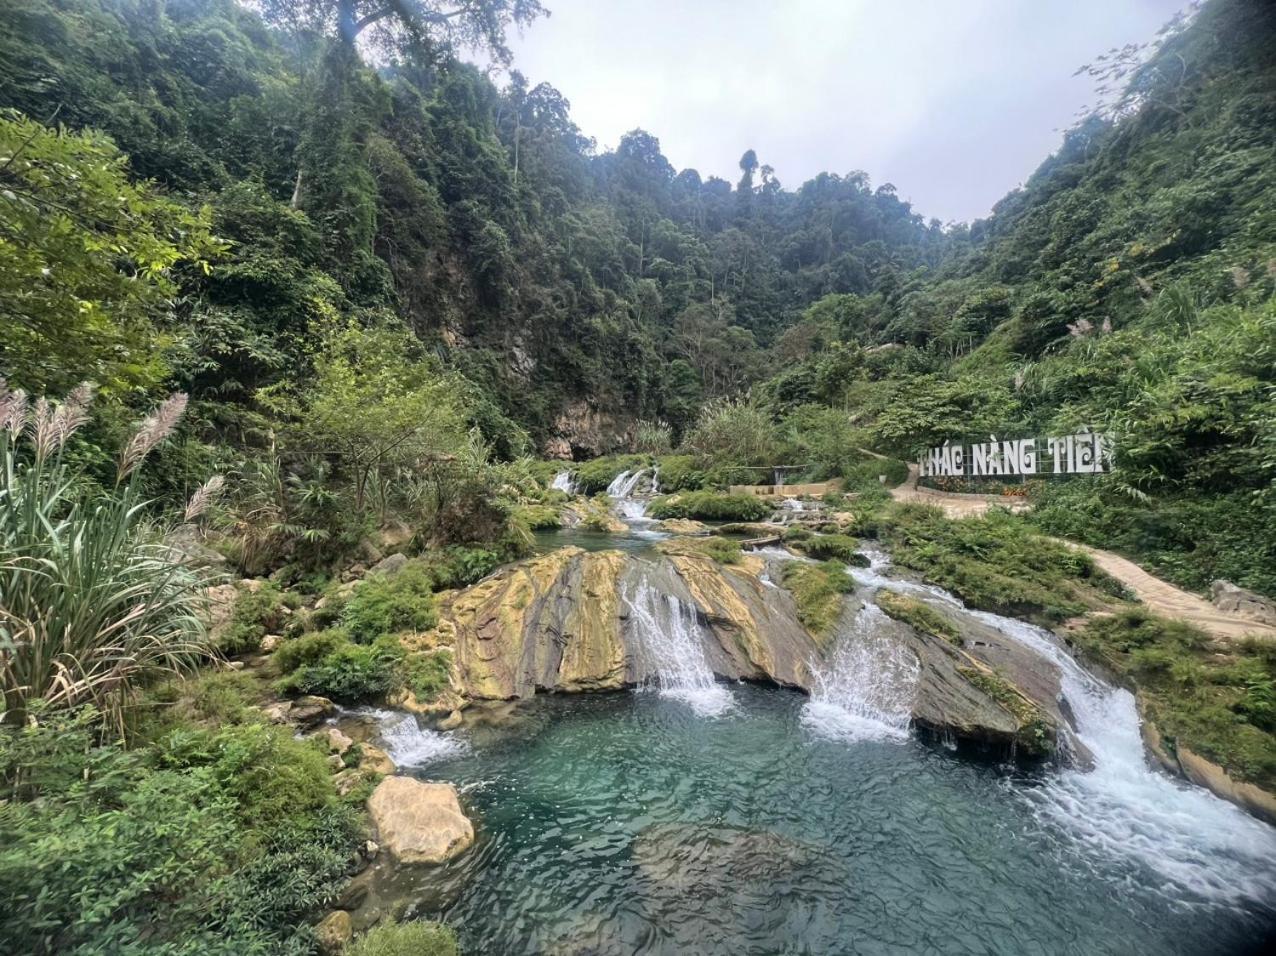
367, 708, 468, 767
623, 575, 734, 717
551, 470, 576, 493
606, 468, 645, 498
608, 467, 659, 524
802, 603, 920, 742
851, 550, 1276, 905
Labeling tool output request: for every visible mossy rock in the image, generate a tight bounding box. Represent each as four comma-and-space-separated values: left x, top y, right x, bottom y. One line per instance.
876, 591, 961, 645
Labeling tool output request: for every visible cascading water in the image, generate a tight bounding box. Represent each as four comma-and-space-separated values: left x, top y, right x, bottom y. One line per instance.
366, 708, 468, 767
802, 603, 921, 742
550, 470, 576, 493
849, 550, 1276, 906
608, 467, 661, 525
623, 575, 734, 717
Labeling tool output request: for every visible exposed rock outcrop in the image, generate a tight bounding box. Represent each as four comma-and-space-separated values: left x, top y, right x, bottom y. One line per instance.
1211, 580, 1276, 627
367, 777, 474, 864
415, 543, 1076, 762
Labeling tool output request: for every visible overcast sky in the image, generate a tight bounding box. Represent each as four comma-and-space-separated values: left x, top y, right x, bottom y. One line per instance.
483, 0, 1185, 223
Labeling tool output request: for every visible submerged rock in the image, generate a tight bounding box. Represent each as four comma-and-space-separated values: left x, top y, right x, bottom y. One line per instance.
367, 777, 474, 865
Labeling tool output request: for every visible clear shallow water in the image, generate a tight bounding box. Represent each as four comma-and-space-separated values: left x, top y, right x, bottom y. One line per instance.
406, 687, 1276, 955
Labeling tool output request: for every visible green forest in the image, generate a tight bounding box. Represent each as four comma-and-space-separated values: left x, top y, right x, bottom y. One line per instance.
2, 0, 1276, 953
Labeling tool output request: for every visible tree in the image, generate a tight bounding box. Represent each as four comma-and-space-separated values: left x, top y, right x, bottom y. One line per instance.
258, 0, 547, 63
262, 321, 469, 512
0, 113, 223, 396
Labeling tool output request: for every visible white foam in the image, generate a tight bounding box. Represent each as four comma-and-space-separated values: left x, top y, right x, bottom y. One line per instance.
623, 576, 735, 717
802, 604, 920, 743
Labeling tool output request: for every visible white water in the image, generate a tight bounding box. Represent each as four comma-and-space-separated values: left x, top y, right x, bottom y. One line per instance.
848, 549, 1276, 906
608, 467, 661, 525
803, 603, 921, 743
367, 708, 468, 767
623, 575, 734, 717
606, 468, 648, 499
550, 470, 576, 493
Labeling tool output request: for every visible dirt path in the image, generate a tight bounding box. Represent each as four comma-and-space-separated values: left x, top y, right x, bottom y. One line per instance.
882, 463, 1276, 641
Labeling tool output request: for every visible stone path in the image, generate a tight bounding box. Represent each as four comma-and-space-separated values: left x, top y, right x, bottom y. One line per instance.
882, 462, 1276, 641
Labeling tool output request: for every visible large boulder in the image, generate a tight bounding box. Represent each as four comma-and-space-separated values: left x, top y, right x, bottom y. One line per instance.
367, 777, 474, 864
1211, 580, 1276, 626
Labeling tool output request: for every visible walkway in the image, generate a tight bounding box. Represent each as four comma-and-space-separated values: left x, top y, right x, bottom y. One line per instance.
882, 462, 1276, 641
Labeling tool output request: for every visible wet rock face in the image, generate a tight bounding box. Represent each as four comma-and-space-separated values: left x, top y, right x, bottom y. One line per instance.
426, 544, 1074, 762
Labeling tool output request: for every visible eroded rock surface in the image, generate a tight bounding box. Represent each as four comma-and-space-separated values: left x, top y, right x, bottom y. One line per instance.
417, 542, 1076, 761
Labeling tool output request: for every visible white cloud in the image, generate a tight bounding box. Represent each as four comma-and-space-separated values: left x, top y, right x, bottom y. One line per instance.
485, 0, 1184, 221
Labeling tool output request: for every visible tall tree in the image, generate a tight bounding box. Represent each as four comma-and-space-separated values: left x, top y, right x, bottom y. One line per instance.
258, 0, 547, 63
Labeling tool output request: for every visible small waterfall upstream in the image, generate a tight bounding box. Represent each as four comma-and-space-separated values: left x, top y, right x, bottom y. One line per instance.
364, 708, 468, 767
848, 549, 1276, 905
550, 470, 576, 493
623, 574, 734, 717
802, 603, 921, 742
608, 467, 661, 525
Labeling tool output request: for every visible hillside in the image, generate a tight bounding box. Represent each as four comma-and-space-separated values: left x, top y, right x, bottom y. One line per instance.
1, 0, 1273, 595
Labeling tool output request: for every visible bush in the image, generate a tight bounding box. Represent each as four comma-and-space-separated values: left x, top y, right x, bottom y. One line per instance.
516, 503, 562, 530
347, 920, 460, 956
273, 629, 349, 675
681, 397, 777, 467
647, 491, 771, 522
423, 546, 504, 589
341, 563, 437, 641
654, 455, 707, 492
222, 584, 292, 655
878, 504, 1116, 623
403, 650, 453, 702
1072, 608, 1276, 789
277, 635, 404, 703
0, 708, 358, 955
790, 533, 864, 564
0, 385, 216, 729
154, 722, 333, 832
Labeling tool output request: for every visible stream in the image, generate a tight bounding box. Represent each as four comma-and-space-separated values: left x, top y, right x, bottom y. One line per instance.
371, 492, 1276, 953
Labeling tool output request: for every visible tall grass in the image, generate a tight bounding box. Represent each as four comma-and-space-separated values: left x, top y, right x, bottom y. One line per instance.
0, 381, 219, 732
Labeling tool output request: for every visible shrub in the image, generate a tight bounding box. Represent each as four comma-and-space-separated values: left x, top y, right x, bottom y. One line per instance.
1073, 608, 1276, 788
0, 708, 358, 955
790, 533, 865, 564
341, 563, 437, 641
221, 584, 291, 655
273, 629, 349, 675
347, 920, 460, 956
0, 384, 216, 730
154, 722, 332, 833
781, 561, 855, 642
423, 546, 504, 589
277, 635, 404, 703
877, 504, 1115, 623
681, 397, 777, 467
647, 491, 771, 522
654, 455, 707, 492
403, 651, 454, 702
634, 420, 673, 455
516, 503, 562, 530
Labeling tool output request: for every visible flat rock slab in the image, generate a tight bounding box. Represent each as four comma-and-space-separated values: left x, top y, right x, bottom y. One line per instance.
367, 777, 474, 865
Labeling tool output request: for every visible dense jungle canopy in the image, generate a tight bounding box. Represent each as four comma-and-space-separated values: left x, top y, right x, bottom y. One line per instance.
1, 0, 1274, 592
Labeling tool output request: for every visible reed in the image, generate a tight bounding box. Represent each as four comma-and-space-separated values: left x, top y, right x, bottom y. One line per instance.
0, 381, 218, 732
